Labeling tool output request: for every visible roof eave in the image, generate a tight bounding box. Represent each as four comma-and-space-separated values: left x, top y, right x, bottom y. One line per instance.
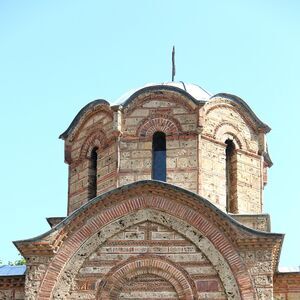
121, 85, 204, 109
59, 99, 110, 140
211, 93, 271, 133
13, 180, 285, 246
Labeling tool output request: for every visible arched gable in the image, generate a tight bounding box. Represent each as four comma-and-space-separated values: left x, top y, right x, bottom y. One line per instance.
51, 209, 243, 299
201, 95, 269, 153
59, 100, 113, 143
62, 105, 115, 164
207, 93, 270, 133
18, 181, 278, 300
121, 85, 199, 114
15, 182, 283, 300
121, 87, 199, 138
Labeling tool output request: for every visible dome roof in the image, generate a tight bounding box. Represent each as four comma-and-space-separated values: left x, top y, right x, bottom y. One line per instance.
113, 81, 212, 105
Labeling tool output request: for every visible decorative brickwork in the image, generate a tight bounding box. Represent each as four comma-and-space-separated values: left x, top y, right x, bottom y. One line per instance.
14, 181, 285, 299
64, 103, 117, 213
65, 102, 113, 143
0, 277, 24, 300
79, 129, 108, 160
51, 211, 241, 299
97, 255, 198, 299
7, 83, 298, 300
214, 122, 247, 150
199, 97, 264, 213
274, 273, 300, 299
59, 87, 270, 215
136, 113, 182, 137
122, 89, 197, 116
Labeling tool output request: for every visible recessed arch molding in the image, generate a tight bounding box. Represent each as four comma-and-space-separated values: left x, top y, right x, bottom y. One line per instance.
136, 113, 182, 137
33, 181, 261, 299
96, 255, 197, 299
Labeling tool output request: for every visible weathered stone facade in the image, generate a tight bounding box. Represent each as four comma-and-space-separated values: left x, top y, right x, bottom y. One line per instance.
60, 85, 271, 215
1, 82, 299, 299
0, 277, 24, 300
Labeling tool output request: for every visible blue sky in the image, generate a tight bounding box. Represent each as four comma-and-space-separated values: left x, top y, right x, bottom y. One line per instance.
0, 1, 299, 267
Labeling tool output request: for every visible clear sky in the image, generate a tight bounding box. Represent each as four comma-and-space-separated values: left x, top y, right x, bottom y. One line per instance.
1, 0, 299, 267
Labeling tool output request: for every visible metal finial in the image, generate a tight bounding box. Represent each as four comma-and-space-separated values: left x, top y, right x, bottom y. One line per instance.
172, 46, 176, 82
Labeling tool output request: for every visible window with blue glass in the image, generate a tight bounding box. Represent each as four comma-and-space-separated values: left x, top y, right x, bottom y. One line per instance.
152, 131, 166, 181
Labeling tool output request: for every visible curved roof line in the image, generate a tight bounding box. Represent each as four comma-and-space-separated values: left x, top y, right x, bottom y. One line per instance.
211, 93, 271, 133
120, 85, 205, 108
14, 180, 283, 246
59, 99, 110, 140
59, 85, 208, 141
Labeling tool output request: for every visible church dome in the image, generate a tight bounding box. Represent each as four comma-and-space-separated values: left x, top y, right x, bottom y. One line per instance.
113, 81, 212, 105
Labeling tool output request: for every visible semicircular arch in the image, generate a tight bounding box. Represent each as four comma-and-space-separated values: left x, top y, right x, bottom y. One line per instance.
214, 122, 248, 150
97, 255, 197, 299
42, 203, 256, 299
136, 113, 182, 137
79, 129, 108, 160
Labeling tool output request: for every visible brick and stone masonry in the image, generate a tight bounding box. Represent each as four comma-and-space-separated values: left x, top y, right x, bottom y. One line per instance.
1, 82, 299, 299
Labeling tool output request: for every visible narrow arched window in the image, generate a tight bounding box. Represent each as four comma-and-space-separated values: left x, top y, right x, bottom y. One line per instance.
152, 132, 166, 181
225, 139, 237, 213
88, 147, 98, 200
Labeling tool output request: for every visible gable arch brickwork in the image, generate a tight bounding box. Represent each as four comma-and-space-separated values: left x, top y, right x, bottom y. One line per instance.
123, 92, 198, 137
199, 100, 263, 213
136, 113, 182, 138
123, 90, 197, 116
51, 209, 243, 299
79, 130, 108, 160
6, 86, 291, 300
202, 102, 259, 153
67, 128, 118, 213
214, 122, 248, 150
97, 255, 198, 299
66, 104, 113, 143
64, 104, 117, 213
202, 99, 259, 134
34, 189, 259, 300
62, 89, 269, 215
119, 93, 199, 192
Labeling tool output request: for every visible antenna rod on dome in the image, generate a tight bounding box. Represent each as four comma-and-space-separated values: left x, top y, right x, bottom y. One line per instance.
172, 46, 176, 82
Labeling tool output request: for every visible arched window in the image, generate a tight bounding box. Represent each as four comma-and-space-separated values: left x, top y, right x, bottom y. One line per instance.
88, 147, 98, 200
152, 132, 166, 181
225, 139, 237, 213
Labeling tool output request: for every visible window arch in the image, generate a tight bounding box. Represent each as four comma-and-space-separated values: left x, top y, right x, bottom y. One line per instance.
88, 147, 98, 200
152, 132, 166, 181
225, 139, 237, 213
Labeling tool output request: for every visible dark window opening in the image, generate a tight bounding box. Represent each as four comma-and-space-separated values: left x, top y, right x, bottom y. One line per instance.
88, 147, 98, 200
152, 132, 166, 181
225, 139, 237, 213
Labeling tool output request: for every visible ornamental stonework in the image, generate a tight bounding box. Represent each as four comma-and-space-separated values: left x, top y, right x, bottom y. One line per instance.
2, 82, 299, 300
